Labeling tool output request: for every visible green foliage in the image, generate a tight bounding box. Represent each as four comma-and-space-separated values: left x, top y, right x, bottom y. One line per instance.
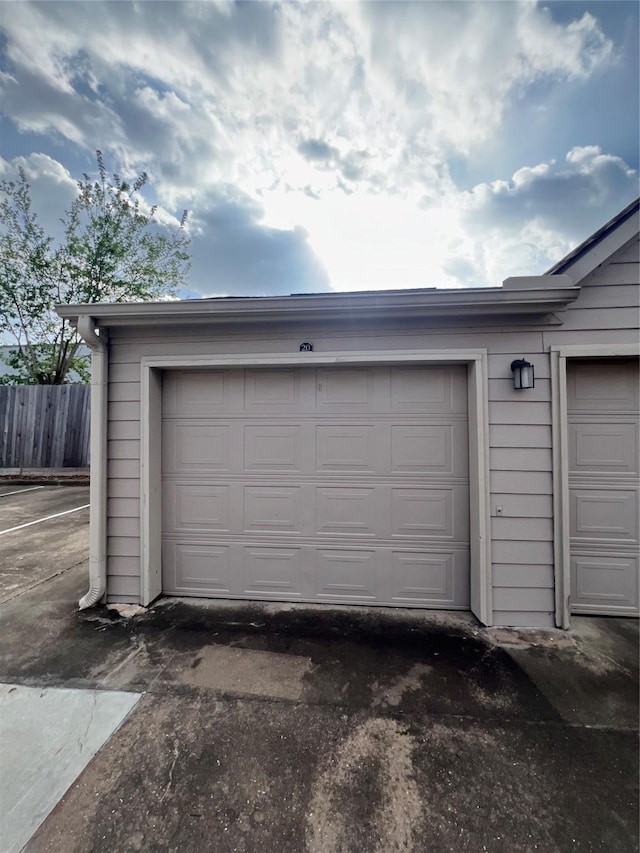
0, 151, 190, 384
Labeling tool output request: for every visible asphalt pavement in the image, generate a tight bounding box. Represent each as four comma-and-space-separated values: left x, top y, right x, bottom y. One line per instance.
0, 484, 89, 603
0, 486, 638, 853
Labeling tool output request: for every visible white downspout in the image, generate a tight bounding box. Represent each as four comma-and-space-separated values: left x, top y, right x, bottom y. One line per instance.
77, 316, 108, 610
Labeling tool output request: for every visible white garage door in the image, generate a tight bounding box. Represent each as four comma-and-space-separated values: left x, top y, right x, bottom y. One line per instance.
568, 358, 640, 616
161, 365, 470, 608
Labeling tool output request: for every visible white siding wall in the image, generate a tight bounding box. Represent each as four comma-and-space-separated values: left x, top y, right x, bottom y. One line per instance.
105, 235, 639, 625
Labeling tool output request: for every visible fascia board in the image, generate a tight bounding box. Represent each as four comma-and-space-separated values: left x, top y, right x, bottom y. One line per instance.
57, 286, 581, 328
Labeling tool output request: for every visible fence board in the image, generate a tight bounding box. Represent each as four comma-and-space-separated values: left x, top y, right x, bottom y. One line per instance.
0, 385, 90, 468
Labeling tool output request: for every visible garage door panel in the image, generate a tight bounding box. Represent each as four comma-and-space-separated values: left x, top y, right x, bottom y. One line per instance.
164, 483, 231, 533
243, 425, 303, 472
391, 551, 469, 607
163, 422, 234, 473
163, 370, 230, 417
391, 486, 469, 540
390, 366, 467, 413
571, 488, 638, 542
391, 423, 468, 476
567, 362, 639, 412
162, 539, 470, 606
163, 542, 231, 595
244, 369, 304, 412
316, 368, 377, 412
243, 546, 304, 598
315, 424, 379, 473
569, 422, 639, 473
315, 548, 378, 600
391, 551, 453, 603
571, 553, 639, 612
316, 487, 379, 537
243, 486, 304, 534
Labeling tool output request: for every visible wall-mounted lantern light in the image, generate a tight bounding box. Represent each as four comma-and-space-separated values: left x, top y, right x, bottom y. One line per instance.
510, 358, 535, 390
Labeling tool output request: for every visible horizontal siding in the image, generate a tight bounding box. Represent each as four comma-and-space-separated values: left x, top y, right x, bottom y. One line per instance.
492, 565, 554, 588
107, 329, 546, 362
575, 284, 639, 309
108, 440, 140, 460
490, 493, 552, 517
489, 448, 552, 472
107, 342, 552, 379
108, 478, 139, 499
108, 420, 139, 440
108, 381, 140, 402
492, 517, 553, 541
490, 472, 551, 494
582, 262, 638, 286
538, 260, 639, 457
543, 327, 639, 348
109, 401, 140, 421
490, 356, 554, 634
107, 516, 139, 537
544, 240, 639, 347
109, 362, 141, 383
108, 557, 141, 577
489, 402, 550, 425
493, 587, 554, 611
106, 594, 139, 604
611, 238, 639, 264
492, 540, 553, 564
108, 536, 140, 557
492, 610, 554, 628
108, 458, 139, 479
490, 425, 551, 448
107, 576, 140, 597
108, 498, 140, 518
558, 307, 638, 332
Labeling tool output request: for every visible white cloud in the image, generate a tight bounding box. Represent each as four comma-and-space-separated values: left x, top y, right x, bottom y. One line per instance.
0, 2, 634, 296
515, 7, 613, 79
348, 0, 613, 155
451, 145, 638, 284
0, 1, 616, 204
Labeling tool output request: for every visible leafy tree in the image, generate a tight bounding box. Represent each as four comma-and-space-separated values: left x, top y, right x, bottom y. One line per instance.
0, 151, 189, 384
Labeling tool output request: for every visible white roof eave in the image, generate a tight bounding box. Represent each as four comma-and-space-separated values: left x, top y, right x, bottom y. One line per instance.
57, 282, 582, 329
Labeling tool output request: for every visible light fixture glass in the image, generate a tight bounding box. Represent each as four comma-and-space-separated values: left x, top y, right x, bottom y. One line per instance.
510, 358, 535, 390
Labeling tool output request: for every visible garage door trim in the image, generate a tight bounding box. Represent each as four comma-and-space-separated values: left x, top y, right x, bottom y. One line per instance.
551, 343, 640, 628
140, 349, 491, 624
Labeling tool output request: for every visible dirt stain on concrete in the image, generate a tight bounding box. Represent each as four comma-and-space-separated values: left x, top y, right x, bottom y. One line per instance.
371, 662, 432, 708
176, 644, 313, 701
306, 717, 422, 853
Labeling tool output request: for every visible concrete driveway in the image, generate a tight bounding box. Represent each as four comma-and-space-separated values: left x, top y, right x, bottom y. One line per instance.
0, 484, 89, 603
0, 487, 638, 853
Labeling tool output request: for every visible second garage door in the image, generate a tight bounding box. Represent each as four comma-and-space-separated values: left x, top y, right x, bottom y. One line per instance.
161, 365, 470, 608
568, 358, 639, 616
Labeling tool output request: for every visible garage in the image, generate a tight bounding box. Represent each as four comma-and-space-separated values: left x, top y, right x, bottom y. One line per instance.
567, 358, 640, 616
161, 364, 470, 608
57, 196, 639, 627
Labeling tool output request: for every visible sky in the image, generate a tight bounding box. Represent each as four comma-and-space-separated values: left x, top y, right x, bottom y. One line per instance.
0, 0, 638, 299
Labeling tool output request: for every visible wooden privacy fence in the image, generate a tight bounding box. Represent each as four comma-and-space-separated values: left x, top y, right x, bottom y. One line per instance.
0, 385, 90, 468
